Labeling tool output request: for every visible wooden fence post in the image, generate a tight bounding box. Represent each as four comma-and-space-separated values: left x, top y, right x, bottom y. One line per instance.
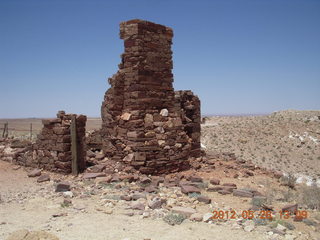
2, 123, 5, 138
71, 115, 78, 175
30, 123, 33, 140
3, 122, 8, 138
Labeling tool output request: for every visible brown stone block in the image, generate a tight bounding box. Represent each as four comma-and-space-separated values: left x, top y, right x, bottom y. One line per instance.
53, 127, 69, 135
53, 143, 71, 152
134, 152, 146, 161
54, 161, 71, 170
57, 135, 71, 143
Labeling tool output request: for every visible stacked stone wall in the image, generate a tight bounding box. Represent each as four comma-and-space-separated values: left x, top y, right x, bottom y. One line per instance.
101, 19, 201, 174
4, 111, 87, 174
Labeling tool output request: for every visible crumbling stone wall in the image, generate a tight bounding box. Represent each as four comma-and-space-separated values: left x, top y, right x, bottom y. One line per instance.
175, 90, 201, 157
13, 111, 87, 173
101, 19, 201, 174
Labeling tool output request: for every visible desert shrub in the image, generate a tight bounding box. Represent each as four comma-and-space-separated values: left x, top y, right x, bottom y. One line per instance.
163, 213, 186, 225
280, 174, 297, 189
60, 201, 71, 208
300, 184, 320, 210
270, 219, 295, 230
263, 180, 277, 204
280, 188, 296, 202
188, 192, 201, 198
251, 196, 267, 207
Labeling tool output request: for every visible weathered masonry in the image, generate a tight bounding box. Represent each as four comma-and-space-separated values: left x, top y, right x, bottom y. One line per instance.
14, 111, 87, 173
101, 19, 201, 174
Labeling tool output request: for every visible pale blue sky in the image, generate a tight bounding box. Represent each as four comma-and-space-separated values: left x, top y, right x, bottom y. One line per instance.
0, 0, 319, 118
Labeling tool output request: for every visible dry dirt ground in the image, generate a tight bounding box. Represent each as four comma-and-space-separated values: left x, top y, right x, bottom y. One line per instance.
202, 110, 320, 182
1, 158, 320, 240
0, 161, 267, 240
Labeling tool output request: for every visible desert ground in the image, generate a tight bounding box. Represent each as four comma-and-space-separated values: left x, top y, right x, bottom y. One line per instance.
1, 110, 320, 240
202, 110, 320, 182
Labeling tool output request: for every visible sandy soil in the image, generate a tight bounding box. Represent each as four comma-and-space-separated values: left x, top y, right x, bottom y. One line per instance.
202, 110, 320, 180
0, 161, 271, 240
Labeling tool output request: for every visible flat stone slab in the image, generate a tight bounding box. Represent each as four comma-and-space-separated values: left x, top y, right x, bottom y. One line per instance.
282, 204, 298, 214
55, 181, 71, 192
218, 190, 232, 195
197, 195, 211, 204
27, 169, 41, 177
233, 189, 254, 198
82, 172, 106, 179
209, 179, 220, 185
180, 185, 201, 194
37, 174, 50, 183
207, 186, 223, 192
171, 206, 197, 217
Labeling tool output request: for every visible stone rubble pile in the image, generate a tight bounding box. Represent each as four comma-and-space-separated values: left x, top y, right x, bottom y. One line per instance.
0, 111, 87, 173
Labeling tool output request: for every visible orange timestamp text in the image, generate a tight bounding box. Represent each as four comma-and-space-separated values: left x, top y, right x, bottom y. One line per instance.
211, 210, 308, 220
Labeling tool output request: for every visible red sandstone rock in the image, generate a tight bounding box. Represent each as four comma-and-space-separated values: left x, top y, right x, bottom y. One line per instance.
120, 195, 132, 201
140, 176, 152, 185
131, 202, 145, 210
282, 204, 298, 214
209, 179, 220, 185
148, 197, 165, 209
100, 20, 201, 174
88, 164, 106, 173
55, 181, 71, 192
222, 183, 237, 189
207, 186, 223, 192
144, 186, 157, 193
218, 190, 232, 195
189, 176, 203, 183
180, 185, 201, 194
37, 174, 50, 183
28, 169, 41, 177
82, 172, 106, 179
233, 189, 254, 198
197, 195, 211, 204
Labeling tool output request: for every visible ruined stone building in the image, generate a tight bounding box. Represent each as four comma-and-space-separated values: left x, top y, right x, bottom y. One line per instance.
13, 111, 87, 174
101, 19, 201, 174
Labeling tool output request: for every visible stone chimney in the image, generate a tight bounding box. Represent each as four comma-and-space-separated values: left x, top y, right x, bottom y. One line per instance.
101, 19, 201, 174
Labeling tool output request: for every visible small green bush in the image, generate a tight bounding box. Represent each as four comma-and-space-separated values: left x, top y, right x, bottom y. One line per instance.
163, 213, 186, 225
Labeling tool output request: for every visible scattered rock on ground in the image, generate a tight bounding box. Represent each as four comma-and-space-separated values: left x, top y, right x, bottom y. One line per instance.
171, 206, 197, 217
27, 169, 41, 178
55, 181, 71, 192
37, 174, 50, 183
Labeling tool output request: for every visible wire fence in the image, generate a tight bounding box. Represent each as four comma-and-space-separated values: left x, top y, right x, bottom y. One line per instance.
0, 122, 40, 141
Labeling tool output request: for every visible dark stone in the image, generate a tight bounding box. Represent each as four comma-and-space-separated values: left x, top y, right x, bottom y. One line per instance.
282, 204, 298, 214
197, 195, 211, 204
28, 169, 41, 177
218, 190, 232, 195
55, 181, 71, 192
233, 189, 253, 198
207, 186, 223, 192
37, 174, 50, 183
210, 179, 220, 185
180, 185, 201, 194
82, 172, 106, 179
